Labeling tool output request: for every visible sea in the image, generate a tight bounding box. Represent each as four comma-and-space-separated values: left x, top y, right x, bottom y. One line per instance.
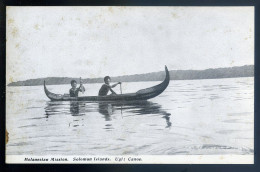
6, 77, 254, 155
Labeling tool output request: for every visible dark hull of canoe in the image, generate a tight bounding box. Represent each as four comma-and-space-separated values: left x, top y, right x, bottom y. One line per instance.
44, 66, 170, 101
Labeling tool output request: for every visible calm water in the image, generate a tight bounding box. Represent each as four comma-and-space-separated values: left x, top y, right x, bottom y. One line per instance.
6, 77, 254, 155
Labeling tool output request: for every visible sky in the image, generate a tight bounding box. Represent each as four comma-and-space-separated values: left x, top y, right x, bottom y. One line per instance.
6, 7, 254, 84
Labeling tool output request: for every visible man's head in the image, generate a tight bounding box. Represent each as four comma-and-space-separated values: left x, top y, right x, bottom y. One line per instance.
71, 80, 77, 88
104, 76, 111, 84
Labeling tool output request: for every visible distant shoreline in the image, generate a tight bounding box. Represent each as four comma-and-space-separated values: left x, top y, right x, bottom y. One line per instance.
7, 76, 254, 87
7, 65, 254, 87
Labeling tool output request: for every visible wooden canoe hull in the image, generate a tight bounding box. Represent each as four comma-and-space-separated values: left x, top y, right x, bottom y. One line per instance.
44, 66, 170, 101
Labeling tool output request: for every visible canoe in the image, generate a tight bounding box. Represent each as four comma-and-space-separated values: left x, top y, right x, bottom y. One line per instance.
44, 66, 170, 101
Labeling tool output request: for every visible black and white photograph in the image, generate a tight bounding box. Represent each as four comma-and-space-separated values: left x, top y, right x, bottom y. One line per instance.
5, 6, 254, 164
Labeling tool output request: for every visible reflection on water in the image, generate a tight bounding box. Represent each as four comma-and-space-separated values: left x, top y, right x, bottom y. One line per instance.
98, 103, 114, 121
69, 102, 87, 116
98, 101, 172, 128
45, 100, 172, 128
70, 102, 79, 115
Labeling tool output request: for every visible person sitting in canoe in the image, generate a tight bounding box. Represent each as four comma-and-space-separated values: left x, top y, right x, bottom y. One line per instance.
98, 76, 121, 96
69, 79, 85, 97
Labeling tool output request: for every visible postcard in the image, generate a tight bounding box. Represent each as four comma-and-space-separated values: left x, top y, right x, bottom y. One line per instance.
6, 6, 254, 164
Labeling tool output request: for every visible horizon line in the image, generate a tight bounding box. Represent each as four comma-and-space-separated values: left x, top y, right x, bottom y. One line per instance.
7, 64, 254, 85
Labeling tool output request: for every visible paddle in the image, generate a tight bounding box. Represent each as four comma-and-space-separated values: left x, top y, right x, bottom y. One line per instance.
119, 82, 123, 118
120, 82, 122, 95
80, 77, 85, 94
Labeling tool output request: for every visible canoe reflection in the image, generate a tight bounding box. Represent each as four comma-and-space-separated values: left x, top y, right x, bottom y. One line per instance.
98, 101, 172, 128
45, 100, 172, 128
98, 103, 114, 121
70, 102, 79, 115
45, 101, 86, 116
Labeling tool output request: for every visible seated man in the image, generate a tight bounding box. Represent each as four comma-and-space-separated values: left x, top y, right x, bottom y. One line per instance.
69, 80, 85, 97
98, 76, 121, 96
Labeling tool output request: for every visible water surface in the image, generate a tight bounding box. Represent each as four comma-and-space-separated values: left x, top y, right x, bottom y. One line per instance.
6, 77, 254, 155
